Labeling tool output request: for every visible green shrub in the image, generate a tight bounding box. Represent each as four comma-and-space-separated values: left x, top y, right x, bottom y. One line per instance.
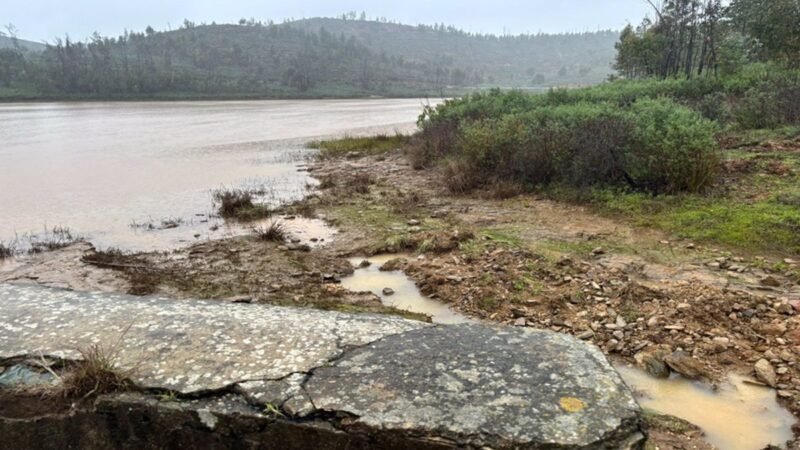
427, 98, 718, 194
626, 99, 720, 193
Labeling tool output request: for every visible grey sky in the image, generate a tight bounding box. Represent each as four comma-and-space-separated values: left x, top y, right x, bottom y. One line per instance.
7, 0, 653, 43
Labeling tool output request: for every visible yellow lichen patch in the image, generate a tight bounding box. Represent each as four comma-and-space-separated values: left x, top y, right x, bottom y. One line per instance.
559, 397, 587, 413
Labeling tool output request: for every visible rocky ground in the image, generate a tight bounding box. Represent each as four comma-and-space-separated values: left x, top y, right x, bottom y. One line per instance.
3, 141, 800, 449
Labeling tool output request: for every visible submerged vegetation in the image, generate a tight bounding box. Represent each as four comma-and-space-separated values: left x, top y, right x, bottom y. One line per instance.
0, 226, 83, 259
253, 221, 289, 243
213, 188, 273, 221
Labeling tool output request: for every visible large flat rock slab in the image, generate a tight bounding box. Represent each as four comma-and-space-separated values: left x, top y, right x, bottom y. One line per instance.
0, 284, 428, 393
0, 284, 644, 449
306, 324, 643, 449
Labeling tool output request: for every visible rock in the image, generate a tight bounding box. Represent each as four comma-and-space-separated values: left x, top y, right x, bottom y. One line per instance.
514, 317, 527, 327
576, 330, 594, 340
287, 243, 311, 252
407, 219, 421, 226
711, 337, 730, 353
358, 260, 371, 268
345, 151, 362, 159
226, 295, 252, 304
382, 287, 395, 296
663, 352, 705, 379
379, 258, 407, 272
761, 276, 782, 287
640, 354, 671, 379
592, 247, 606, 256
557, 256, 574, 267
305, 324, 644, 449
755, 359, 778, 387
0, 364, 56, 388
760, 322, 787, 336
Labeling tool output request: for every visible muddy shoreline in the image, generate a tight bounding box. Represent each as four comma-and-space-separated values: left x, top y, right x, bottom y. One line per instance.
4, 147, 800, 448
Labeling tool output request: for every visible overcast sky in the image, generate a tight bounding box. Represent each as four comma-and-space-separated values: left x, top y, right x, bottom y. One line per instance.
7, 0, 654, 43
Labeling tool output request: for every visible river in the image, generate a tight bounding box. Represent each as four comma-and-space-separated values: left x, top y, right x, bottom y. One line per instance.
0, 99, 433, 252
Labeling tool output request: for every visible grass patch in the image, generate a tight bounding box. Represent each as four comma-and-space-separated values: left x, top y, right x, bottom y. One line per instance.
27, 226, 83, 254
54, 344, 135, 399
593, 190, 800, 256
308, 133, 410, 159
253, 221, 288, 243
213, 188, 273, 222
0, 241, 16, 259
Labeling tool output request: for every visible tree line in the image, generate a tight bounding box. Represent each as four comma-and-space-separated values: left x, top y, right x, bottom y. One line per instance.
614, 0, 800, 79
0, 18, 619, 99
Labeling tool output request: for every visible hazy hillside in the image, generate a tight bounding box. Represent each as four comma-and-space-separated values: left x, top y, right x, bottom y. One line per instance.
0, 18, 619, 99
0, 35, 45, 52
287, 18, 619, 86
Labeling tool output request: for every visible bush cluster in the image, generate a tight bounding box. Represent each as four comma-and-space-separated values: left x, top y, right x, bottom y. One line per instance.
415, 65, 800, 194
418, 97, 719, 194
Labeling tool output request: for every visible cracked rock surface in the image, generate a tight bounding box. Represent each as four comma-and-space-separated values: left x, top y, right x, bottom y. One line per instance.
306, 324, 643, 448
0, 284, 428, 393
0, 284, 643, 449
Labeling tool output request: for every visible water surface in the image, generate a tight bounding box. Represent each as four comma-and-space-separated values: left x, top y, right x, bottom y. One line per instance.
342, 255, 472, 324
0, 99, 431, 251
617, 365, 795, 450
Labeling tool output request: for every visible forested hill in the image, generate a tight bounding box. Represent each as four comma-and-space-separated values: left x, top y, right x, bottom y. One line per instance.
285, 18, 619, 87
0, 36, 45, 52
0, 18, 618, 99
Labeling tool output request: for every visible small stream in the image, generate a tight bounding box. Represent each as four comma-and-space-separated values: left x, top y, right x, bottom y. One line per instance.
341, 255, 472, 324
617, 365, 796, 450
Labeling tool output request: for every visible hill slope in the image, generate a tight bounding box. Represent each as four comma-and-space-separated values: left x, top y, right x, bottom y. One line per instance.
287, 18, 618, 86
0, 35, 45, 52
1, 18, 618, 99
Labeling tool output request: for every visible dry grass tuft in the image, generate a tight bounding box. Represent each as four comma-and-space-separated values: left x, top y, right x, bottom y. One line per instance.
54, 344, 135, 399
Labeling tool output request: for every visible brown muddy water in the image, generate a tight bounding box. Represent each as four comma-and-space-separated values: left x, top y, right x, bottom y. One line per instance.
0, 99, 433, 252
617, 365, 796, 450
341, 255, 472, 324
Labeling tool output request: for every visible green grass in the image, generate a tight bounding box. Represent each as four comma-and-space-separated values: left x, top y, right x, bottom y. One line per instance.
594, 191, 800, 256
308, 134, 410, 159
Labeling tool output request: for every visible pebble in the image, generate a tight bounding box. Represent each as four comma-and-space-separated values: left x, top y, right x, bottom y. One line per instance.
591, 247, 606, 256
761, 276, 782, 288
382, 287, 395, 296
755, 359, 778, 387
407, 219, 421, 226
576, 330, 594, 340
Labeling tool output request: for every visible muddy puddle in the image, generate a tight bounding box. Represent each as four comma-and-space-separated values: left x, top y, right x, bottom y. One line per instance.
341, 255, 472, 324
617, 365, 796, 450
